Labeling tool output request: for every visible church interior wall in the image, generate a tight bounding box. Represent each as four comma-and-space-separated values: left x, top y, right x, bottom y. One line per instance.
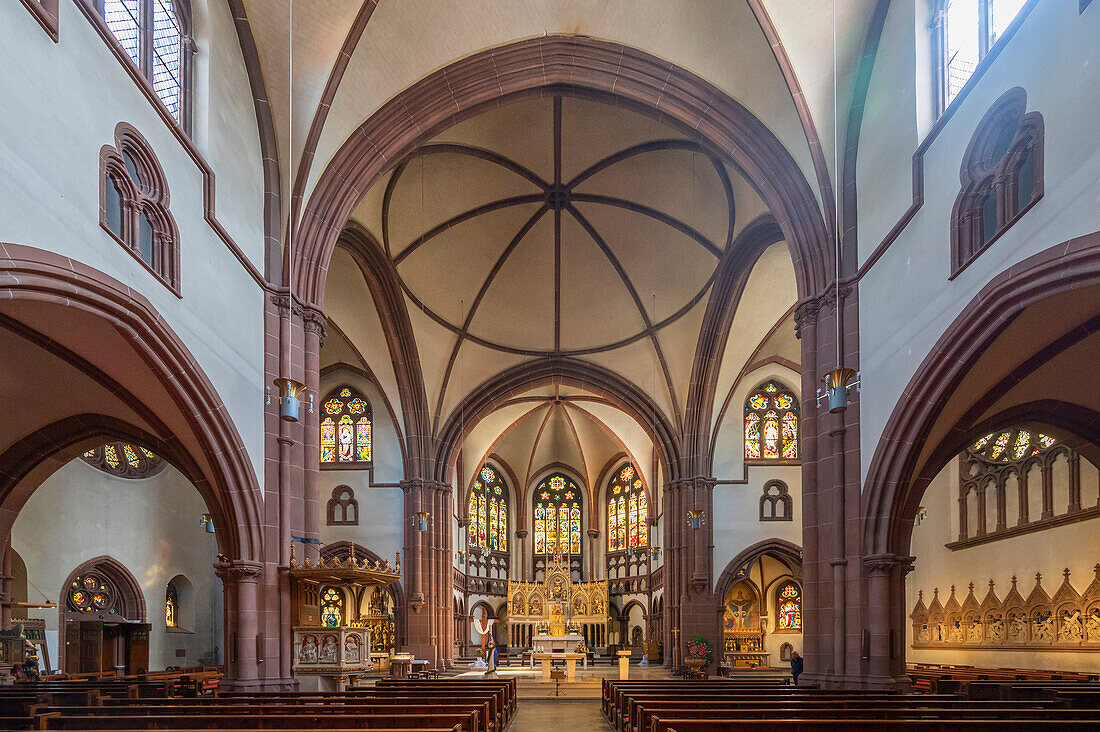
858, 0, 1100, 480
906, 454, 1100, 671
11, 459, 223, 673
0, 2, 268, 486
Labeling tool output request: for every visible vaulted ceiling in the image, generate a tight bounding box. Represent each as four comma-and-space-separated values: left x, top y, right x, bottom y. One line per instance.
282, 2, 856, 488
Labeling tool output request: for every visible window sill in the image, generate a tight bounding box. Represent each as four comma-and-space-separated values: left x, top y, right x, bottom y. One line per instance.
19, 0, 59, 42
949, 194, 1043, 281
745, 460, 801, 467
165, 626, 194, 635
321, 462, 373, 471
100, 222, 182, 298
946, 503, 1100, 550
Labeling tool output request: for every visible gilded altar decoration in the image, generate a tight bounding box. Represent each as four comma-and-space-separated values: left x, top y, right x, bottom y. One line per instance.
722, 581, 769, 667
911, 564, 1100, 652
507, 551, 607, 648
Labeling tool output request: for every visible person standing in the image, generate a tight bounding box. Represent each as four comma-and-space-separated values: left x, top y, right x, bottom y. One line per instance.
790, 650, 803, 686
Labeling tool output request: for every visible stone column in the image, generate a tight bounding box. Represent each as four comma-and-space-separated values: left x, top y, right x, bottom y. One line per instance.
216, 560, 264, 690
301, 308, 326, 541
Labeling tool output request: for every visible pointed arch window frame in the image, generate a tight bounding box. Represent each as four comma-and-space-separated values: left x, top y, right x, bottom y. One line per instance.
744, 380, 801, 465
532, 473, 583, 558
320, 385, 373, 470
606, 464, 649, 553
467, 464, 509, 555
774, 580, 803, 633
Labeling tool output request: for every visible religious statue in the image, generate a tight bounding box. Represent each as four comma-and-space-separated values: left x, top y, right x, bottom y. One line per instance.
986, 615, 1004, 642
319, 634, 338, 662
299, 635, 319, 663
966, 619, 982, 643
1059, 610, 1083, 642
529, 596, 542, 616
1087, 609, 1100, 641
1033, 612, 1055, 642
511, 593, 523, 614
1007, 613, 1027, 642
947, 620, 963, 644
917, 624, 930, 644
344, 634, 361, 663
573, 596, 587, 615
593, 597, 604, 614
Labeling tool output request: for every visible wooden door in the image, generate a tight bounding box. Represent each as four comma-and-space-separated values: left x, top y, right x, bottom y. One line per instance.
78, 621, 103, 674
63, 621, 81, 674
101, 624, 119, 673
126, 624, 150, 675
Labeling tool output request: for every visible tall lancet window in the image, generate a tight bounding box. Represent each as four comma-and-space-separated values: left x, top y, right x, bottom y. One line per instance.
468, 465, 508, 553
320, 386, 372, 465
533, 474, 582, 556
745, 381, 799, 461
607, 464, 648, 552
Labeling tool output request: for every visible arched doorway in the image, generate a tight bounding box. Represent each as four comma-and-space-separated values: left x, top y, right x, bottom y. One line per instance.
58, 557, 147, 675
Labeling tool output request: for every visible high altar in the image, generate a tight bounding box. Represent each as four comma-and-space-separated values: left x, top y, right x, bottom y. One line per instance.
507, 551, 608, 652
286, 543, 401, 690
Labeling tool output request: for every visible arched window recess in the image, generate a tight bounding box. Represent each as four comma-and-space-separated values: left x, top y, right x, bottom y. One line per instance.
744, 380, 800, 463
320, 386, 373, 468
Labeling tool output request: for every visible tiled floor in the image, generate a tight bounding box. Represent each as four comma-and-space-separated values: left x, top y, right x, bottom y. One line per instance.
509, 699, 611, 730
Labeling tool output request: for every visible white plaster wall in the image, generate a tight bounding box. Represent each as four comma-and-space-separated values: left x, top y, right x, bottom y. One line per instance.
11, 460, 223, 673
0, 3, 267, 485
858, 0, 1100, 479
906, 456, 1100, 672
712, 464, 803, 596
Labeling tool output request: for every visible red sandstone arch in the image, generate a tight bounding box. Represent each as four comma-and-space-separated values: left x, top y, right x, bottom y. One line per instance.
862, 231, 1100, 559
435, 356, 681, 485
0, 243, 264, 563
294, 35, 830, 310
715, 538, 803, 601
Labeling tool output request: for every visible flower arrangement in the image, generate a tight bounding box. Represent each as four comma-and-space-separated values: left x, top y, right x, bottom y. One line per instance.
685, 636, 712, 664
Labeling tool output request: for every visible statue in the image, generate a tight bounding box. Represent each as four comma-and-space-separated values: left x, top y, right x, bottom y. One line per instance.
299, 635, 318, 664
344, 634, 361, 663
319, 634, 338, 662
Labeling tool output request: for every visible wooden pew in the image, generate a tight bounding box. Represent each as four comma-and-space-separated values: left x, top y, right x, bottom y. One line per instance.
42, 710, 480, 730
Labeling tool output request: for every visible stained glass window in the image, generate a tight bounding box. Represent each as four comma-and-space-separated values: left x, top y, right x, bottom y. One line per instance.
745, 381, 799, 461
68, 573, 119, 615
98, 0, 190, 126
534, 473, 582, 555
320, 587, 343, 627
607, 464, 648, 552
320, 386, 372, 465
165, 584, 178, 628
468, 465, 508, 553
776, 581, 802, 631
968, 427, 1058, 464
82, 443, 163, 478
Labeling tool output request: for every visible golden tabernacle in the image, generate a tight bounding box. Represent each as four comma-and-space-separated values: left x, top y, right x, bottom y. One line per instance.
286, 542, 401, 690
507, 551, 609, 651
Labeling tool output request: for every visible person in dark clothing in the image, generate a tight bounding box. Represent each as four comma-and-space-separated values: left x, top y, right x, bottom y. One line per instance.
790, 651, 804, 686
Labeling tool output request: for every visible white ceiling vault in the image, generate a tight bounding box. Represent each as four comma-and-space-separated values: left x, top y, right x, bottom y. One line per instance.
322, 92, 800, 494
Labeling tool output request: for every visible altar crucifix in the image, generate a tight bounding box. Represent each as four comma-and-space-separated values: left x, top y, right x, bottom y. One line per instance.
470, 606, 497, 670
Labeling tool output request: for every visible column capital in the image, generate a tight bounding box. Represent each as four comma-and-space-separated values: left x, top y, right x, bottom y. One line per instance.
665, 476, 717, 491
214, 559, 264, 583
301, 305, 328, 344
400, 478, 451, 494
863, 554, 903, 576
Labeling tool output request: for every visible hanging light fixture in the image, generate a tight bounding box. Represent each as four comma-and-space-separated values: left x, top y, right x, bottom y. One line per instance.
816, 0, 860, 414
686, 509, 706, 530
414, 511, 432, 531
265, 0, 313, 423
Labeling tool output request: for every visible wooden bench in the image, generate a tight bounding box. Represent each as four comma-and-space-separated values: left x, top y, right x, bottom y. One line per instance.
42, 711, 480, 730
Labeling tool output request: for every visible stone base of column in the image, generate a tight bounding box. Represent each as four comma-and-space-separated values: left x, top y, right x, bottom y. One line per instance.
799, 672, 911, 691
218, 676, 299, 692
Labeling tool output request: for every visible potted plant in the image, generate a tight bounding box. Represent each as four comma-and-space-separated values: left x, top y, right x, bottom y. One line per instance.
684, 636, 712, 674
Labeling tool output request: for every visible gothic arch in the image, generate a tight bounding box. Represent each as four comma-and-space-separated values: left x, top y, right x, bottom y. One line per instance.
863, 232, 1100, 560
0, 243, 263, 562
437, 357, 681, 484
294, 36, 830, 312
715, 538, 803, 601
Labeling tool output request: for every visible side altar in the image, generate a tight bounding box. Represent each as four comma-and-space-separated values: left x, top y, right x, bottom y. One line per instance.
507, 551, 608, 652
285, 542, 401, 690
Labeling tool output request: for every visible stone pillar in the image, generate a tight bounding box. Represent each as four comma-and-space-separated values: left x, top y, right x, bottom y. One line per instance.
401, 478, 451, 669
666, 476, 719, 673
216, 560, 264, 690
0, 540, 12, 631
301, 308, 326, 541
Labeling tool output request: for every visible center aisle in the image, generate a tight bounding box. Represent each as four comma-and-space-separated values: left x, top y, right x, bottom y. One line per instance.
509, 699, 611, 730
